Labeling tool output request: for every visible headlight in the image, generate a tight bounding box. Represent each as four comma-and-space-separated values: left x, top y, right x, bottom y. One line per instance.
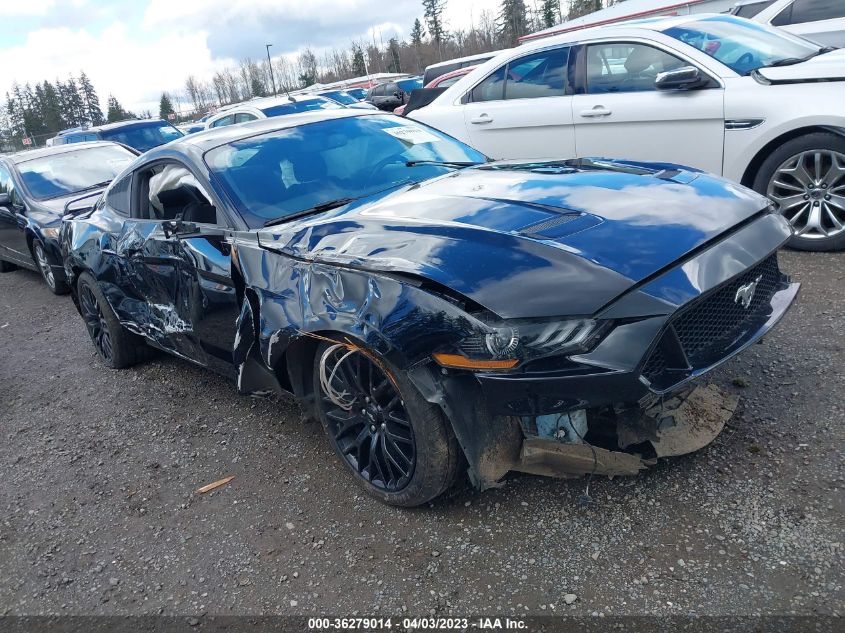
432, 318, 606, 371
42, 227, 61, 240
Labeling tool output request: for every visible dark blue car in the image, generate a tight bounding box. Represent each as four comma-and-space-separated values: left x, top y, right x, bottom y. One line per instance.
0, 141, 137, 293
49, 119, 183, 153
62, 110, 798, 506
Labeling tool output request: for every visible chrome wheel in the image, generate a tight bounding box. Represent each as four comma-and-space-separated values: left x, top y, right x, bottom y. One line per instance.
34, 242, 56, 289
767, 150, 845, 239
318, 347, 416, 492
80, 284, 113, 362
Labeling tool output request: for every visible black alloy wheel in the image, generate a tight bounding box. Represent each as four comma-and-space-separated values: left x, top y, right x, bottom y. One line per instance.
313, 340, 462, 507
80, 282, 113, 363
319, 346, 417, 491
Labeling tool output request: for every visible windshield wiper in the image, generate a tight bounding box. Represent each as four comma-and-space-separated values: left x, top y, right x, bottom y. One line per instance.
262, 197, 356, 227
405, 160, 483, 168
765, 46, 836, 68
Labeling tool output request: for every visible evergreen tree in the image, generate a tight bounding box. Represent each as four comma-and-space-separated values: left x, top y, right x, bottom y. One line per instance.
41, 81, 64, 133
422, 0, 447, 50
64, 76, 86, 125
541, 0, 561, 28
106, 95, 128, 122
78, 71, 104, 124
159, 92, 176, 120
250, 76, 267, 98
387, 37, 402, 73
351, 44, 367, 76
498, 0, 529, 45
411, 18, 425, 46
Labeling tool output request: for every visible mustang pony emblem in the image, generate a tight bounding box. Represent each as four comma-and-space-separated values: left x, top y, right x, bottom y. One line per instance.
735, 275, 762, 309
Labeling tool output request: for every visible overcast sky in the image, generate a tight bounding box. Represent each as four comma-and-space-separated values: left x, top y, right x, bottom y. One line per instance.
0, 0, 505, 115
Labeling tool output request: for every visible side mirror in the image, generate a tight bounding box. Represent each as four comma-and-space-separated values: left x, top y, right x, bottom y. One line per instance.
162, 219, 198, 238
655, 66, 707, 91
0, 192, 9, 208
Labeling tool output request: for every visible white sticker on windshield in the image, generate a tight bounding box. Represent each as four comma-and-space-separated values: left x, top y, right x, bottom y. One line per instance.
383, 125, 441, 145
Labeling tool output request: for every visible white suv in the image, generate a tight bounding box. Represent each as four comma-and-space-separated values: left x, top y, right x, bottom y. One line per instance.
410, 14, 845, 251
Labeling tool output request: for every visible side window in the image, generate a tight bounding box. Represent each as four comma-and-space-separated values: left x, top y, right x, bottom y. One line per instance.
0, 165, 19, 206
470, 47, 569, 103
470, 65, 507, 102
106, 174, 132, 216
774, 0, 845, 25
504, 47, 568, 100
234, 113, 257, 124
140, 163, 218, 225
733, 0, 775, 18
586, 43, 688, 94
211, 115, 234, 128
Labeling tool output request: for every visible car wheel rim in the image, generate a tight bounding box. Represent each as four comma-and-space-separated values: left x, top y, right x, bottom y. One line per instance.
319, 349, 416, 492
767, 149, 845, 239
34, 243, 55, 289
80, 285, 112, 361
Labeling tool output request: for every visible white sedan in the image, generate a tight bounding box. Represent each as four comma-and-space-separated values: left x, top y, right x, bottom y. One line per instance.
410, 14, 845, 251
204, 95, 343, 130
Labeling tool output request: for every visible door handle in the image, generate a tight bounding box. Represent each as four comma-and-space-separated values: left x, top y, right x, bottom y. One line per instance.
579, 106, 612, 118
470, 114, 493, 124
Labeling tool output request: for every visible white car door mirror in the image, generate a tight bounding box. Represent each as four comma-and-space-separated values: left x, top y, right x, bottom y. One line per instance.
655, 66, 707, 91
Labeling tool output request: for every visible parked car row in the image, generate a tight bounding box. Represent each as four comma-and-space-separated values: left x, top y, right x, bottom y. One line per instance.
409, 14, 845, 251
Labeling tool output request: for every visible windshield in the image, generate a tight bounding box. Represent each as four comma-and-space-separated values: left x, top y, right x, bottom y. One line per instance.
18, 145, 136, 200
100, 121, 183, 152
397, 78, 424, 92
346, 88, 368, 100
663, 15, 822, 75
321, 91, 357, 105
261, 98, 343, 118
205, 114, 486, 228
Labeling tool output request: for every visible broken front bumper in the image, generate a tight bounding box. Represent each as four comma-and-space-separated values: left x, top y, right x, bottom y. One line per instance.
416, 228, 799, 489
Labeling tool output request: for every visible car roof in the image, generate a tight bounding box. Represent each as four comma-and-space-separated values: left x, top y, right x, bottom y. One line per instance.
57, 119, 172, 135
426, 51, 499, 71
172, 108, 377, 154
2, 140, 128, 165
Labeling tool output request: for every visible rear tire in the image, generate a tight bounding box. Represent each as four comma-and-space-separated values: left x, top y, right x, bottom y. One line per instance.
77, 272, 152, 369
753, 132, 845, 252
32, 238, 69, 294
312, 340, 461, 507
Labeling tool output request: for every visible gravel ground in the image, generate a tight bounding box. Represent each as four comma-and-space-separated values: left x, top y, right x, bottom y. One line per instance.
0, 250, 843, 619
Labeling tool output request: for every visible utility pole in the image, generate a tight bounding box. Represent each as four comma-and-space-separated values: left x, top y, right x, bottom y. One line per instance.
266, 44, 278, 97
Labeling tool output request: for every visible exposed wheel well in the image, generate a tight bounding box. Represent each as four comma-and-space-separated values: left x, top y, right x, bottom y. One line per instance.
741, 126, 845, 188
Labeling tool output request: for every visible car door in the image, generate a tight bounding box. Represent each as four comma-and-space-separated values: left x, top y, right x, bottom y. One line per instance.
460, 46, 575, 161
770, 0, 845, 47
112, 160, 240, 376
572, 41, 725, 175
0, 163, 32, 264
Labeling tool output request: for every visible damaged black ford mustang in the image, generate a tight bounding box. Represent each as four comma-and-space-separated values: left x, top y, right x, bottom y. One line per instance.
62, 110, 799, 506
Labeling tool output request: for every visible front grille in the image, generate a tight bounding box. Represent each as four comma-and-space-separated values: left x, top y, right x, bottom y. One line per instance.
642, 253, 783, 389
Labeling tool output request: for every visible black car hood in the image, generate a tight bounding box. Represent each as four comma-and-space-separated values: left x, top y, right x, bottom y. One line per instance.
258, 160, 769, 319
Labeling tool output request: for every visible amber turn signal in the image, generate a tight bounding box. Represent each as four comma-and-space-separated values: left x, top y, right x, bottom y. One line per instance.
432, 353, 518, 370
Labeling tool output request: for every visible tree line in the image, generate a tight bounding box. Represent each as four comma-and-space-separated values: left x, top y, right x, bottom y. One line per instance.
172, 0, 619, 119
1, 0, 618, 150
0, 72, 146, 150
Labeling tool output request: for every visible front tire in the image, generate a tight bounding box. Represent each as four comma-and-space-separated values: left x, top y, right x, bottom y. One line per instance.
32, 239, 69, 294
753, 132, 845, 251
312, 340, 461, 507
77, 272, 152, 369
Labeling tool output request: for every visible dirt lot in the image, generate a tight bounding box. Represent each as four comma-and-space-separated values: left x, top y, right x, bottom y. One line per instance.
0, 250, 843, 620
